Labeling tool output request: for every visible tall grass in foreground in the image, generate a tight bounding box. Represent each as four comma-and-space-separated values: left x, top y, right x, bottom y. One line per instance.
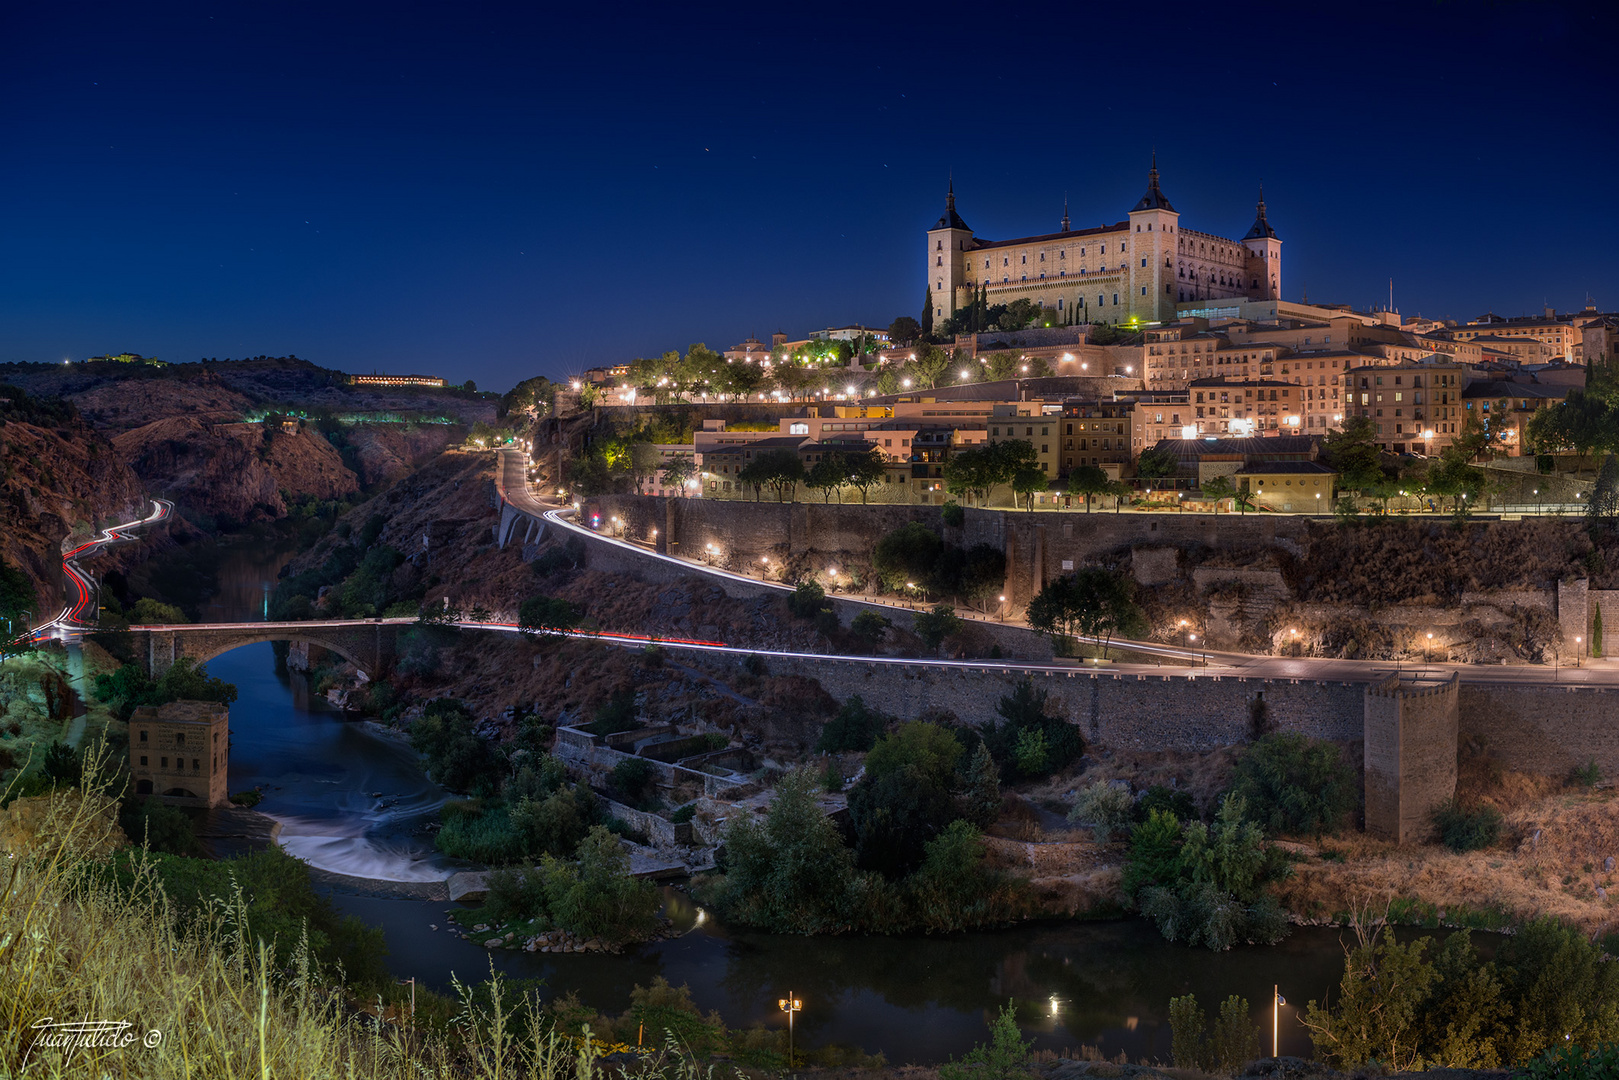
0, 751, 726, 1079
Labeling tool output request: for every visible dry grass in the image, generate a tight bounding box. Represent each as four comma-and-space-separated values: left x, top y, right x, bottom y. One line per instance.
1279, 776, 1619, 935
0, 749, 741, 1078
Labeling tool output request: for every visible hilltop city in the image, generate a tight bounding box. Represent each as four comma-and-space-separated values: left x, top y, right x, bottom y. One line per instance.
7, 162, 1619, 1078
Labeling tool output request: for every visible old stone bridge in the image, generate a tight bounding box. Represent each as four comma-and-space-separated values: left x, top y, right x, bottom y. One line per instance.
129, 618, 413, 678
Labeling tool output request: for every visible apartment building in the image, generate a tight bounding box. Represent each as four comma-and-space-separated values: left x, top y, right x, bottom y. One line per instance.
1341, 359, 1470, 455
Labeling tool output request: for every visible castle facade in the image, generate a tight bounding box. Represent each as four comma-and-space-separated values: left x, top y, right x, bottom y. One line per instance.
926, 158, 1281, 327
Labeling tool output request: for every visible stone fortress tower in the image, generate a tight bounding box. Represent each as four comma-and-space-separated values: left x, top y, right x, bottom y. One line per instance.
926, 156, 1282, 328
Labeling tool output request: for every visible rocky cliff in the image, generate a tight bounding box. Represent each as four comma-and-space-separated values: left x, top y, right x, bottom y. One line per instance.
114, 416, 359, 529
0, 394, 147, 614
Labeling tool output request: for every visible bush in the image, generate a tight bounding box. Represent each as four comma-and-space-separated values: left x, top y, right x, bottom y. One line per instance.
786, 580, 827, 619
587, 687, 637, 736
982, 681, 1083, 780
850, 610, 891, 645
408, 699, 498, 795
938, 1001, 1034, 1080
1136, 784, 1197, 823
941, 501, 966, 528
1228, 732, 1358, 837
912, 603, 964, 651
1169, 993, 1259, 1075
610, 757, 657, 807
1574, 760, 1603, 788
1069, 780, 1136, 843
816, 696, 887, 753
1433, 798, 1502, 852
669, 803, 696, 825
873, 522, 945, 593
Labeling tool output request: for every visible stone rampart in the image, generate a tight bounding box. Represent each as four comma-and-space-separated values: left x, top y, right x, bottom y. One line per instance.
1459, 683, 1619, 776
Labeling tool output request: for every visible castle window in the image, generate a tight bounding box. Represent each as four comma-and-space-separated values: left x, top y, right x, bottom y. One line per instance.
936, 256, 941, 266
1113, 294, 1119, 305
139, 731, 148, 742
1039, 252, 1045, 261
1059, 250, 1065, 259
1141, 258, 1147, 267
936, 240, 942, 250
1021, 255, 1026, 264
1148, 223, 1153, 231
1142, 287, 1147, 296
140, 756, 147, 766
1003, 258, 1008, 266
161, 757, 168, 768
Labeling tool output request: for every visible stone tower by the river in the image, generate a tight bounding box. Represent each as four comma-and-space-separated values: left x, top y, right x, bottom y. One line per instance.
130, 699, 230, 808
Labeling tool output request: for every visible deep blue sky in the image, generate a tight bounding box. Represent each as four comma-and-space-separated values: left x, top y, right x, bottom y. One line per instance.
3, 1, 1615, 391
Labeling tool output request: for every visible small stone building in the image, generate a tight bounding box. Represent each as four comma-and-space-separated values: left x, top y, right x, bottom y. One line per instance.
129, 700, 230, 808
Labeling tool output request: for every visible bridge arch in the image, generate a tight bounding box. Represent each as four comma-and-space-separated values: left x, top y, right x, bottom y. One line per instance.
184, 632, 373, 676
133, 621, 402, 680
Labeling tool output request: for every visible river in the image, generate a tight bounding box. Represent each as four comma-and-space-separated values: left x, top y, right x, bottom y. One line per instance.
154, 533, 1400, 1064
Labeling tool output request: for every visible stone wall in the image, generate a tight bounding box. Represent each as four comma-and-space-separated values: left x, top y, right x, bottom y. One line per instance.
1459, 684, 1619, 776
740, 652, 1363, 749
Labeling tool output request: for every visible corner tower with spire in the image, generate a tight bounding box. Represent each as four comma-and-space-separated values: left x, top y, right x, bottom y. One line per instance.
1126, 153, 1181, 322
926, 177, 975, 325
1240, 184, 1282, 301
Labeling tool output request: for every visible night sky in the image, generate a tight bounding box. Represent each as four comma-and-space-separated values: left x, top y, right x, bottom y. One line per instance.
2, 1, 1615, 391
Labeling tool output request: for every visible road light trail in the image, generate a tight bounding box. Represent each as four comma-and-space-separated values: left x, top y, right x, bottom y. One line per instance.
25, 498, 173, 646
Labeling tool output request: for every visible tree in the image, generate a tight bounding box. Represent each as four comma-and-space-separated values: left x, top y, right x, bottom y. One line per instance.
709, 768, 858, 933
409, 698, 498, 794
817, 695, 888, 752
888, 316, 921, 347
909, 342, 951, 389
1026, 568, 1148, 657
850, 610, 891, 646
628, 443, 661, 493
738, 449, 804, 502
1068, 464, 1112, 512
921, 287, 935, 338
1135, 795, 1289, 951
912, 603, 964, 651
984, 680, 1084, 779
660, 453, 696, 495
1201, 474, 1234, 511
1322, 415, 1385, 493
1136, 445, 1179, 481
807, 451, 847, 503
842, 446, 887, 504
873, 522, 945, 593
1011, 466, 1048, 512
518, 595, 584, 640
849, 722, 963, 878
1304, 927, 1437, 1071
1591, 456, 1619, 530
1069, 780, 1136, 843
963, 742, 1001, 828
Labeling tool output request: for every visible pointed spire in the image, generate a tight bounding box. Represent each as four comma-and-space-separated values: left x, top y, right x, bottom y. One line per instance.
1243, 181, 1278, 241
934, 173, 970, 232
1132, 152, 1174, 212
1061, 193, 1071, 233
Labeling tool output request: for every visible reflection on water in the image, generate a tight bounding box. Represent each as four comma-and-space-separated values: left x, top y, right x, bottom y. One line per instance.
330, 889, 1368, 1063
145, 534, 461, 883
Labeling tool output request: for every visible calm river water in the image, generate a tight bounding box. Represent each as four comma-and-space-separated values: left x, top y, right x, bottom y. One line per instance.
166, 535, 1406, 1063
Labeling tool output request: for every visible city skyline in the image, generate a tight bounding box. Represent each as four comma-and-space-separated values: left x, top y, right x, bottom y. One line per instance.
1, 1, 1615, 391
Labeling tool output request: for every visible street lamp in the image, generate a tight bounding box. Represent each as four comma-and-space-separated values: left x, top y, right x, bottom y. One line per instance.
779, 993, 802, 1068
1578, 635, 1584, 667
1426, 632, 1433, 663
1273, 987, 1286, 1058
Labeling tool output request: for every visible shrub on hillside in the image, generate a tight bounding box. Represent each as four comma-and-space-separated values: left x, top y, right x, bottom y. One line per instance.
1228, 732, 1358, 837
1433, 798, 1502, 852
816, 695, 888, 753
786, 580, 827, 619
1069, 780, 1136, 843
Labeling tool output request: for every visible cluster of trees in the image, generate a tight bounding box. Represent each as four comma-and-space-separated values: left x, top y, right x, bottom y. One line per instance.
498, 375, 557, 418
268, 514, 421, 621
469, 825, 661, 946
716, 445, 887, 504
706, 682, 1082, 935
871, 522, 1005, 606
1523, 368, 1619, 470
566, 414, 696, 496
1304, 919, 1619, 1071
1324, 414, 1491, 515
92, 657, 238, 721
1026, 567, 1149, 656
0, 556, 35, 650
939, 293, 1078, 336
0, 382, 79, 427
622, 344, 766, 404
409, 699, 607, 863
941, 440, 1043, 507
1093, 733, 1359, 950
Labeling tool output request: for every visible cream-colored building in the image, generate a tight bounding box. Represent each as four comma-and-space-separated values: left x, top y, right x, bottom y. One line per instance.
1449, 315, 1577, 362
130, 700, 229, 808
1342, 360, 1470, 456
927, 159, 1281, 328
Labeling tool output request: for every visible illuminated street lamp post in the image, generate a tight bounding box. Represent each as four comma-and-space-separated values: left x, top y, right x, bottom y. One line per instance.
1273, 986, 1286, 1058
1425, 632, 1433, 663
1578, 635, 1584, 668
778, 993, 802, 1068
